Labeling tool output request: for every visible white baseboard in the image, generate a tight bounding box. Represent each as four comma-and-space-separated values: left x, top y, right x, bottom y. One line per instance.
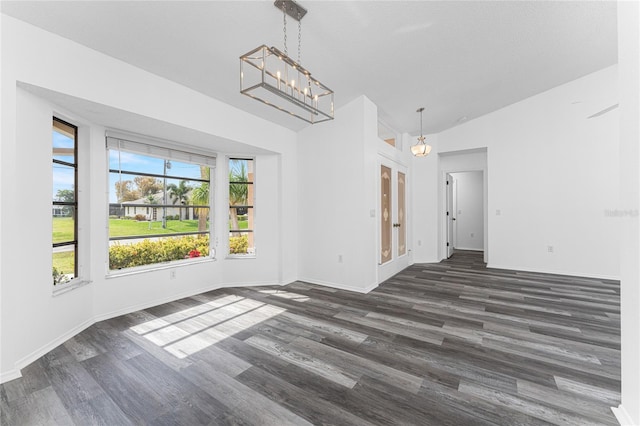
0, 369, 22, 384
486, 263, 620, 281
93, 279, 283, 324
220, 280, 283, 289
298, 277, 378, 294
1, 317, 94, 384
93, 283, 224, 323
612, 404, 638, 425
363, 281, 379, 293
411, 258, 440, 264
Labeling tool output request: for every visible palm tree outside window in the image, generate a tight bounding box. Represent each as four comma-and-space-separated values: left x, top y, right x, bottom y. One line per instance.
167, 180, 192, 220
228, 158, 254, 255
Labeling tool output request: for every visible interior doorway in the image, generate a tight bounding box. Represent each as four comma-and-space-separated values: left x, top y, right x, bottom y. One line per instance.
449, 171, 484, 253
446, 173, 455, 258
438, 149, 488, 263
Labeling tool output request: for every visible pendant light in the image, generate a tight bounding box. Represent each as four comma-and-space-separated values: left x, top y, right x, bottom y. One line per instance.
411, 107, 432, 157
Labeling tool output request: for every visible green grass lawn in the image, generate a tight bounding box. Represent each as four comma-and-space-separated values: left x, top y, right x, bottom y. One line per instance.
109, 218, 204, 237
52, 251, 74, 275
229, 220, 249, 230
53, 217, 247, 240
53, 217, 75, 244
54, 217, 207, 239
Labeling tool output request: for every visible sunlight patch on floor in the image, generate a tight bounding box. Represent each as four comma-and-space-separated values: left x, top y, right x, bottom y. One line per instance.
130, 294, 286, 358
258, 289, 310, 302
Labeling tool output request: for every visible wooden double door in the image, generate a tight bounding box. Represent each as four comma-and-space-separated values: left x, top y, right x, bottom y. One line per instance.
379, 161, 408, 281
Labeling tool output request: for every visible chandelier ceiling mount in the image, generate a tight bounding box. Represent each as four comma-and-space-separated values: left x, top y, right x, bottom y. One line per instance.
274, 0, 307, 21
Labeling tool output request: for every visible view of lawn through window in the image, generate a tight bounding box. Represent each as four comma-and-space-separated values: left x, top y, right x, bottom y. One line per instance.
52, 118, 78, 285
229, 158, 254, 255
106, 136, 214, 270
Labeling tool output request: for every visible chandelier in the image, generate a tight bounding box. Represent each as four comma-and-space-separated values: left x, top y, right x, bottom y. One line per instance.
240, 0, 334, 124
411, 107, 432, 157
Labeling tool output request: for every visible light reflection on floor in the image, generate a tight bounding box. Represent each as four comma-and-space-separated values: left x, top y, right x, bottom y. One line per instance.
129, 290, 309, 358
258, 289, 310, 302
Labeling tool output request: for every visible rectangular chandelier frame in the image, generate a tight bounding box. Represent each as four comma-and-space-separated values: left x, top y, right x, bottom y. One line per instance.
240, 45, 334, 124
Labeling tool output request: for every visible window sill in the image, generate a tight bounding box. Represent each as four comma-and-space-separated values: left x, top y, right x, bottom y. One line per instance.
106, 256, 216, 279
52, 279, 92, 297
226, 255, 256, 260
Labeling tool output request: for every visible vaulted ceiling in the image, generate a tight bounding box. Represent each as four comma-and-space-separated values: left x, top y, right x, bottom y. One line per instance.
2, 1, 618, 135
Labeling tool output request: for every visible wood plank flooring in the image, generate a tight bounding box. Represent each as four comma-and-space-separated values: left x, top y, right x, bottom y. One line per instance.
1, 251, 621, 425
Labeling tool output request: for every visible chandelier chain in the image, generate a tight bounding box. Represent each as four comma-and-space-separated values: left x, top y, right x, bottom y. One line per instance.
297, 11, 302, 64
282, 3, 288, 56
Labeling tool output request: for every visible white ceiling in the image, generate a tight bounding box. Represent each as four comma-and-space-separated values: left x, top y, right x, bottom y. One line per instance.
2, 1, 618, 135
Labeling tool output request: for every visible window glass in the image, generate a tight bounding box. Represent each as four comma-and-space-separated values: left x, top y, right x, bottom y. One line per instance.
108, 142, 213, 271
52, 118, 78, 285
229, 158, 254, 255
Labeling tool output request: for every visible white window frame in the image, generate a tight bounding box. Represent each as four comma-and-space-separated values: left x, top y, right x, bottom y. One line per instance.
105, 131, 216, 275
227, 156, 256, 258
52, 116, 90, 296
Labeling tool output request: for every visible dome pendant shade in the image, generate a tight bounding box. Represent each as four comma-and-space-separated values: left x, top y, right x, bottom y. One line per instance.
411, 139, 432, 157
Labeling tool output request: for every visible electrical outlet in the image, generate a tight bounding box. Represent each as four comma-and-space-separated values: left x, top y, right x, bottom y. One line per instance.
170, 270, 177, 279
470, 233, 474, 238
418, 240, 422, 246
338, 254, 343, 263
547, 246, 554, 253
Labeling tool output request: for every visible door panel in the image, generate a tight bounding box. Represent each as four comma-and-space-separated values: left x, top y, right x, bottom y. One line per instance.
397, 171, 406, 257
380, 165, 392, 264
452, 177, 458, 250
378, 161, 409, 283
446, 173, 454, 258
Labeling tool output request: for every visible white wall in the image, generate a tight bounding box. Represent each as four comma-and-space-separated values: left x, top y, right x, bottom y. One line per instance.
1, 15, 298, 382
617, 1, 640, 424
412, 66, 619, 279
451, 171, 484, 250
411, 135, 440, 263
297, 95, 378, 292
0, 13, 4, 383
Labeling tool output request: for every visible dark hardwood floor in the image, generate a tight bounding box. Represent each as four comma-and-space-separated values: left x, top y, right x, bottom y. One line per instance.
1, 251, 621, 425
